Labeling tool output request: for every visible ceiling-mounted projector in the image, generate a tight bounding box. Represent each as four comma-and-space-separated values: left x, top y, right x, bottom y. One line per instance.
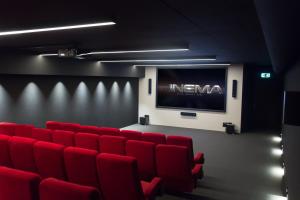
58, 49, 77, 58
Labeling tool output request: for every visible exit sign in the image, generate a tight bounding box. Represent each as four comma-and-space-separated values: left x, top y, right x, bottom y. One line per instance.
260, 72, 271, 79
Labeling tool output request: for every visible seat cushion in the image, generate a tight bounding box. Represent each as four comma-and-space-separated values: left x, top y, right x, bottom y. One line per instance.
99, 135, 126, 155
75, 132, 99, 151
32, 128, 52, 142
52, 130, 75, 146
120, 130, 142, 140
14, 124, 34, 138
142, 132, 166, 144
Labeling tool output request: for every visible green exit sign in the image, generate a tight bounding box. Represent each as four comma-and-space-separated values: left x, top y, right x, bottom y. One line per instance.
260, 72, 271, 79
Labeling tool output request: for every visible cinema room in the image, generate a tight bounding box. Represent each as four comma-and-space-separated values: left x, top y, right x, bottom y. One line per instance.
0, 1, 299, 200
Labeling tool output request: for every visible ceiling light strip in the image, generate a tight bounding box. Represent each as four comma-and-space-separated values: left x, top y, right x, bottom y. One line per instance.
39, 54, 58, 57
79, 48, 189, 56
0, 22, 116, 36
133, 63, 231, 67
99, 58, 216, 63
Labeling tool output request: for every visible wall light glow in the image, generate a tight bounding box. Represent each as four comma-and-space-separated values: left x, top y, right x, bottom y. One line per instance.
269, 166, 285, 178
267, 194, 287, 200
272, 148, 283, 156
0, 21, 116, 36
272, 136, 282, 143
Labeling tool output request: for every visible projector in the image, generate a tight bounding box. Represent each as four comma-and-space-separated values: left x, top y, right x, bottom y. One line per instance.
58, 49, 77, 58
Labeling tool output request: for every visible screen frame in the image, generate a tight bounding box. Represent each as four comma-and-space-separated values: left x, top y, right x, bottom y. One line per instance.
155, 67, 228, 112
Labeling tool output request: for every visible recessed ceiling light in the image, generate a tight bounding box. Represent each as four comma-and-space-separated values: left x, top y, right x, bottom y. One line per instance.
78, 48, 189, 56
0, 21, 115, 36
133, 63, 231, 67
99, 58, 216, 63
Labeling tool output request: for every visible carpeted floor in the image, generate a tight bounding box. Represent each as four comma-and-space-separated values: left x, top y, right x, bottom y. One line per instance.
122, 124, 285, 200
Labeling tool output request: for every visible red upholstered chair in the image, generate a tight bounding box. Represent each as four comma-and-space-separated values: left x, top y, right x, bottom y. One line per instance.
32, 128, 52, 142
64, 147, 99, 188
166, 135, 204, 164
126, 140, 157, 181
52, 130, 75, 146
156, 144, 203, 192
142, 132, 167, 144
0, 122, 17, 136
99, 135, 126, 155
40, 178, 100, 200
75, 132, 100, 151
78, 126, 102, 135
9, 136, 37, 172
98, 127, 120, 136
14, 124, 35, 138
46, 121, 61, 130
34, 141, 66, 180
59, 122, 81, 132
0, 166, 40, 200
97, 153, 161, 200
0, 135, 12, 167
120, 130, 143, 140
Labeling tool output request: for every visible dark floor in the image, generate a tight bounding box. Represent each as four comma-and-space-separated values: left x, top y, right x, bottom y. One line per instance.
122, 124, 286, 200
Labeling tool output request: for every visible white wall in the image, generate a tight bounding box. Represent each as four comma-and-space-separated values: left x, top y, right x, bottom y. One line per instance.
138, 65, 244, 133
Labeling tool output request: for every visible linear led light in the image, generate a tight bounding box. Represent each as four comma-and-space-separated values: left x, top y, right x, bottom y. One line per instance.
0, 22, 116, 36
78, 48, 189, 56
99, 58, 216, 63
39, 54, 58, 57
133, 63, 231, 67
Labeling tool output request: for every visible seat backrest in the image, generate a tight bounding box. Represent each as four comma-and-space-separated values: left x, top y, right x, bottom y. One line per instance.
34, 141, 66, 179
78, 126, 102, 135
126, 140, 156, 181
59, 122, 81, 132
32, 128, 52, 142
46, 121, 61, 130
40, 178, 100, 200
120, 130, 142, 141
99, 135, 126, 155
75, 132, 99, 151
156, 144, 192, 182
166, 136, 194, 161
0, 135, 12, 167
9, 136, 37, 172
99, 127, 120, 136
142, 132, 167, 144
97, 153, 144, 200
64, 147, 99, 188
0, 166, 40, 200
14, 124, 34, 138
0, 122, 17, 136
52, 130, 75, 146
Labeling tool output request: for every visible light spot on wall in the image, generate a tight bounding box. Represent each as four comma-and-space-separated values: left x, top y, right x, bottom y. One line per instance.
269, 166, 285, 178
17, 82, 45, 122
94, 81, 107, 105
271, 148, 283, 157
48, 82, 70, 119
72, 81, 91, 121
0, 84, 12, 121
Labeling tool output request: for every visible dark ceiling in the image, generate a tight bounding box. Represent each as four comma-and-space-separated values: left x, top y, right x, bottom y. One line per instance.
0, 0, 271, 66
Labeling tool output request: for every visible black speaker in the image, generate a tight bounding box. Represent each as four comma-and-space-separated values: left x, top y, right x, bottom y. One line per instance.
180, 112, 197, 117
148, 79, 152, 95
232, 80, 237, 98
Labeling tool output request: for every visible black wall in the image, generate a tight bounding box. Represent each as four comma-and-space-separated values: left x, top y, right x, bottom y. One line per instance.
0, 75, 139, 128
283, 59, 300, 200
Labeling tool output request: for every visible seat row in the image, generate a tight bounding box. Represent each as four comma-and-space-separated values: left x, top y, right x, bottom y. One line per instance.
0, 134, 202, 193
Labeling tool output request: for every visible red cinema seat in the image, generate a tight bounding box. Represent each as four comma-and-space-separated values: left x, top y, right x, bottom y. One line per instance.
40, 178, 100, 200
75, 132, 99, 151
120, 130, 142, 140
15, 124, 35, 138
99, 135, 126, 155
0, 135, 12, 167
64, 147, 99, 188
99, 127, 120, 136
60, 122, 81, 132
156, 144, 203, 192
52, 130, 75, 146
0, 166, 40, 200
167, 135, 204, 164
126, 140, 156, 181
0, 122, 17, 136
142, 132, 166, 144
97, 153, 161, 200
9, 136, 37, 172
34, 141, 66, 179
32, 128, 52, 142
78, 126, 102, 135
46, 121, 61, 130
